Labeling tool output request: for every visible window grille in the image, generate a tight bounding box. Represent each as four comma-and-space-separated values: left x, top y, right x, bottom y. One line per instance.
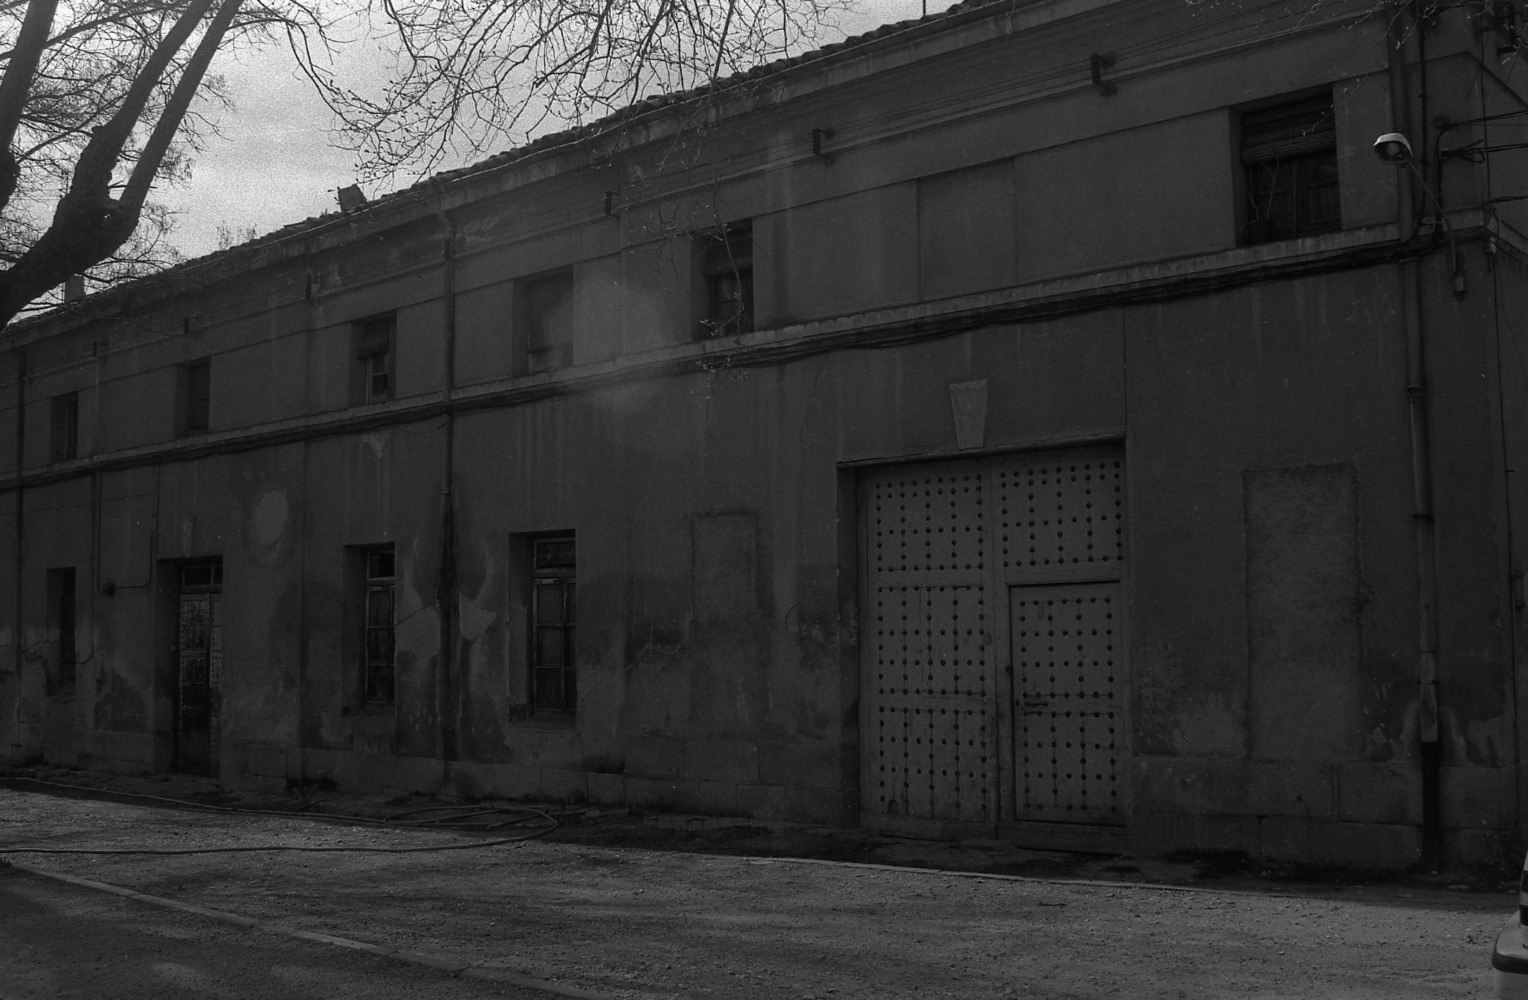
1241, 95, 1339, 244
361, 546, 396, 705
530, 535, 576, 713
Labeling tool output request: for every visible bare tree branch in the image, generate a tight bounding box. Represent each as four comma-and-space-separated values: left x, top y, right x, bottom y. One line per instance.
0, 0, 236, 321
122, 0, 243, 214
0, 0, 850, 330
294, 0, 852, 182
70, 0, 219, 198
0, 0, 59, 211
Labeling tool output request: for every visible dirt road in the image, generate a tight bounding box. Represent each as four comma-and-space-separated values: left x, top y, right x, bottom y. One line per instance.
0, 786, 1507, 999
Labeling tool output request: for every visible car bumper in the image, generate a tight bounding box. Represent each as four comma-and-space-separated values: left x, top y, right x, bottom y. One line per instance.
1493, 914, 1528, 999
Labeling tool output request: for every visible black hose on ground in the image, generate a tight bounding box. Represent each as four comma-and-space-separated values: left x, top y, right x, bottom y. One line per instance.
0, 775, 559, 856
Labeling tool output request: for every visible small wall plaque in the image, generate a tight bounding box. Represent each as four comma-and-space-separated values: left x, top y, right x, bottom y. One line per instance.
949, 379, 989, 450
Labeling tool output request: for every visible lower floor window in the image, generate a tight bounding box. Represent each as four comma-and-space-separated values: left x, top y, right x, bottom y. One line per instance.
46, 567, 76, 696
531, 535, 576, 713
361, 545, 396, 704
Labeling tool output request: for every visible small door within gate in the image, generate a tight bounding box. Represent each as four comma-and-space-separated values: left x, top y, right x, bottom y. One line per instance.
1010, 582, 1121, 824
860, 446, 1125, 837
174, 561, 223, 777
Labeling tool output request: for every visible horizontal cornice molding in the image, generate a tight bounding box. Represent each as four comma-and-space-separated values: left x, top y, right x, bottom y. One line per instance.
1, 223, 1460, 495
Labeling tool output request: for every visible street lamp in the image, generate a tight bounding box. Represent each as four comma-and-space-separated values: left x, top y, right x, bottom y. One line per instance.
1374, 131, 1413, 165
1373, 131, 1465, 297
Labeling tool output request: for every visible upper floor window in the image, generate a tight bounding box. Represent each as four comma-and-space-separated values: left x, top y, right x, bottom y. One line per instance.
49, 391, 78, 462
180, 359, 211, 436
353, 313, 395, 404
523, 271, 574, 373
697, 223, 754, 338
1241, 94, 1339, 244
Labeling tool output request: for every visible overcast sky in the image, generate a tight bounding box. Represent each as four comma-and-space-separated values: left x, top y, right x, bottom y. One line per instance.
160, 0, 929, 260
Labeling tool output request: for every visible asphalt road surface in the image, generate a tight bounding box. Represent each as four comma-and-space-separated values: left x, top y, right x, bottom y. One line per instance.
0, 864, 558, 999
0, 785, 1511, 999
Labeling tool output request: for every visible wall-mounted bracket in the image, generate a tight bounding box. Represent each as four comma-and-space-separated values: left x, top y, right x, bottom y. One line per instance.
1090, 52, 1117, 96
812, 126, 835, 163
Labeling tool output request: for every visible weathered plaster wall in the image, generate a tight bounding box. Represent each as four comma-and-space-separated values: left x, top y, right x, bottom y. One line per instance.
300, 426, 449, 764
1421, 248, 1522, 867
1, 0, 1520, 870
4, 257, 1513, 863
13, 479, 93, 762
91, 468, 159, 767
1488, 250, 1528, 864
1122, 261, 1519, 867
424, 309, 1126, 821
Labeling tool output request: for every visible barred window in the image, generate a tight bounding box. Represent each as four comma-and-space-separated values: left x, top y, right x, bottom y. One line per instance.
361, 545, 396, 705
530, 535, 576, 714
1241, 94, 1340, 244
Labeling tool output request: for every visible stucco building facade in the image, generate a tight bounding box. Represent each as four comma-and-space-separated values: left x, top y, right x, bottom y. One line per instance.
5, 0, 1528, 868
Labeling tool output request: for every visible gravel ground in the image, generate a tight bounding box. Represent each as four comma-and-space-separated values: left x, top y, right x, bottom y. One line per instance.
0, 779, 1511, 999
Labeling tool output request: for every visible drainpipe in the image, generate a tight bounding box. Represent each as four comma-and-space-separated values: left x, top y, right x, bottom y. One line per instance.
297, 264, 319, 790
1392, 6, 1443, 872
436, 213, 460, 774
1405, 264, 1443, 873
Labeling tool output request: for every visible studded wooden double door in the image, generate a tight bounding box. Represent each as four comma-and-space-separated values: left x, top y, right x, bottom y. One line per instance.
859, 445, 1125, 836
